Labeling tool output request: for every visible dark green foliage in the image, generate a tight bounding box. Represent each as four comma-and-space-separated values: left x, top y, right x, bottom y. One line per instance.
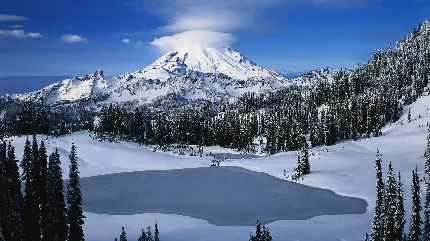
21, 136, 40, 241
137, 228, 147, 241
249, 220, 272, 241
424, 128, 430, 241
0, 141, 24, 241
383, 161, 397, 241
119, 227, 127, 241
408, 167, 422, 241
67, 144, 85, 241
154, 222, 159, 241
395, 172, 406, 241
45, 149, 68, 241
146, 226, 153, 241
371, 150, 384, 241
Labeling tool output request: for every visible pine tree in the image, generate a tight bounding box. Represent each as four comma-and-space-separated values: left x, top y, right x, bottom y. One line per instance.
250, 220, 272, 241
138, 228, 147, 241
39, 141, 49, 240
261, 225, 273, 241
45, 149, 68, 241
301, 134, 310, 175
21, 137, 40, 241
408, 109, 412, 122
0, 142, 24, 241
146, 226, 153, 241
0, 142, 7, 240
154, 222, 159, 241
67, 144, 85, 241
119, 227, 127, 241
364, 232, 369, 241
371, 150, 385, 241
30, 135, 42, 240
383, 161, 397, 241
408, 167, 422, 241
250, 220, 262, 241
424, 127, 430, 241
395, 172, 406, 241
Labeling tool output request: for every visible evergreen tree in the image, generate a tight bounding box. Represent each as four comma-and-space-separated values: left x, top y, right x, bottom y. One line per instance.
67, 144, 85, 241
0, 142, 7, 240
408, 167, 422, 241
371, 150, 385, 241
250, 220, 272, 241
20, 137, 40, 241
146, 226, 153, 241
45, 149, 68, 241
424, 128, 430, 241
383, 161, 397, 241
154, 222, 159, 241
0, 142, 24, 241
38, 141, 49, 240
119, 227, 127, 241
395, 172, 406, 241
30, 135, 42, 240
138, 228, 147, 241
408, 109, 412, 123
364, 232, 369, 241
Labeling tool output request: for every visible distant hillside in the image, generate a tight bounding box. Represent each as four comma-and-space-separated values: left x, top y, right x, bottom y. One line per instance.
0, 76, 70, 96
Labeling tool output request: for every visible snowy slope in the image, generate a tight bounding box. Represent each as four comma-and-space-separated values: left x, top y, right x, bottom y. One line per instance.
6, 93, 430, 241
5, 47, 287, 106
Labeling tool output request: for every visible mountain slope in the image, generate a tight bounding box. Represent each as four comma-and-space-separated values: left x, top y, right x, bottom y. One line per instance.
5, 47, 288, 107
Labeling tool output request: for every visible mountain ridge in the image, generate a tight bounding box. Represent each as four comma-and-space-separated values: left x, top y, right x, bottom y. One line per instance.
3, 46, 289, 108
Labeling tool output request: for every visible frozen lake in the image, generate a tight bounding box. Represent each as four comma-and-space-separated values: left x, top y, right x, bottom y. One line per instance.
75, 166, 367, 226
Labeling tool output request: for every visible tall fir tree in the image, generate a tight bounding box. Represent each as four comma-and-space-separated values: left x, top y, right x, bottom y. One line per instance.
38, 141, 49, 240
408, 167, 422, 241
424, 127, 430, 241
138, 228, 147, 241
45, 149, 68, 241
371, 150, 385, 241
146, 226, 153, 241
119, 227, 127, 241
20, 137, 40, 241
67, 144, 85, 241
0, 142, 24, 241
30, 135, 42, 241
395, 171, 406, 241
154, 222, 159, 241
383, 161, 397, 241
0, 142, 7, 240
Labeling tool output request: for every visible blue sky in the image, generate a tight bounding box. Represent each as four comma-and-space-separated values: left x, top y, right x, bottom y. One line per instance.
0, 0, 429, 76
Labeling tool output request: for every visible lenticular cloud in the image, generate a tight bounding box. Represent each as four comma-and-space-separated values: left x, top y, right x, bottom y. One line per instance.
150, 30, 235, 52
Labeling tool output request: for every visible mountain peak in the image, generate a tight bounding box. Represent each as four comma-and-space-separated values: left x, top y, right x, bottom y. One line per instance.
139, 46, 283, 81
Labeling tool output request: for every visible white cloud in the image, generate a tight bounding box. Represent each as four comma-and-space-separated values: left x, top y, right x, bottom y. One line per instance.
62, 34, 88, 43
27, 32, 43, 38
9, 25, 24, 28
0, 29, 42, 39
150, 30, 235, 52
122, 38, 131, 44
161, 11, 252, 33
0, 14, 28, 22
147, 0, 367, 52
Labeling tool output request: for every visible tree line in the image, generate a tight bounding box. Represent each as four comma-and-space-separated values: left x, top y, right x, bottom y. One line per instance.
365, 127, 430, 241
0, 137, 84, 241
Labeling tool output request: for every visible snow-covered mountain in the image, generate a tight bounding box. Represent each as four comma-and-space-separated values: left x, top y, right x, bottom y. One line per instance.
5, 46, 288, 107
